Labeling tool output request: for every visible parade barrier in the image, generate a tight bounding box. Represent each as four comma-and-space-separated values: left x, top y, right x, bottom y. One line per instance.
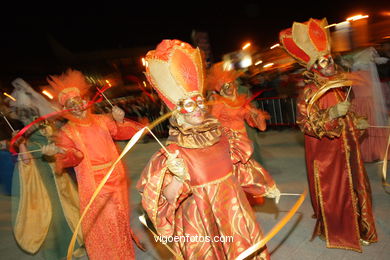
255, 96, 298, 127
94, 93, 300, 135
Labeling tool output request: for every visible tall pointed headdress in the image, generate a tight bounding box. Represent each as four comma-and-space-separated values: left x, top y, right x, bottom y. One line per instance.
144, 39, 206, 110
279, 18, 331, 69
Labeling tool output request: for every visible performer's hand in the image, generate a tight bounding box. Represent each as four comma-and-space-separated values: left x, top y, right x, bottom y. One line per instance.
329, 101, 350, 119
374, 57, 389, 65
167, 150, 190, 182
265, 186, 281, 204
0, 140, 7, 150
41, 143, 64, 156
356, 118, 370, 130
12, 130, 27, 147
163, 177, 183, 205
112, 105, 125, 123
259, 110, 271, 120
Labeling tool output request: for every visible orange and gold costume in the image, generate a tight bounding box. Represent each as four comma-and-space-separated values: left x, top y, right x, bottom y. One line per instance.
280, 18, 377, 252
207, 63, 277, 202
137, 40, 269, 259
48, 70, 142, 260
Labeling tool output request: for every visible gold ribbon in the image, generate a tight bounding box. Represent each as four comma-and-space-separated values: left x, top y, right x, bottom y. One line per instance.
383, 132, 390, 188
306, 79, 352, 116
236, 189, 307, 260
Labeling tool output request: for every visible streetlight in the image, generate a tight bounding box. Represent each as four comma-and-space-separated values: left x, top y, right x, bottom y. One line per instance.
141, 57, 148, 67
3, 92, 16, 101
263, 63, 274, 68
42, 90, 53, 99
346, 14, 369, 22
105, 80, 112, 87
242, 42, 251, 50
254, 60, 263, 66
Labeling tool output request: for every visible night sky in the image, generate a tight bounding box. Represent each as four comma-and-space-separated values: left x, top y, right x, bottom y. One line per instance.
0, 1, 388, 71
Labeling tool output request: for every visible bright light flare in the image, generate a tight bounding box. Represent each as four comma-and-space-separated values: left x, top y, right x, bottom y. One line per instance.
42, 90, 53, 99
263, 63, 274, 68
254, 60, 263, 66
3, 92, 16, 101
346, 14, 369, 21
325, 23, 337, 28
336, 21, 350, 27
326, 21, 350, 28
141, 57, 147, 67
105, 80, 112, 87
223, 61, 233, 71
239, 56, 252, 68
142, 81, 147, 87
242, 42, 251, 50
270, 43, 280, 49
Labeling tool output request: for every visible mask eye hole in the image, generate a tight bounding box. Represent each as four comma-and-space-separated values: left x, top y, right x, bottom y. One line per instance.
196, 96, 205, 108
222, 82, 233, 91
179, 95, 206, 113
318, 58, 329, 68
183, 99, 196, 113
316, 56, 333, 69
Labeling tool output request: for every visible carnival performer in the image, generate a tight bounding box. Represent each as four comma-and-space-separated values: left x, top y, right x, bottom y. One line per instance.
348, 47, 389, 162
207, 62, 280, 205
137, 39, 269, 259
279, 18, 377, 252
9, 78, 85, 259
41, 69, 143, 260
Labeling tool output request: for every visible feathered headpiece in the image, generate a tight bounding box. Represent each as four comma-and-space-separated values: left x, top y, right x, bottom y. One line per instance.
279, 18, 331, 69
144, 39, 206, 110
47, 68, 90, 105
206, 62, 242, 92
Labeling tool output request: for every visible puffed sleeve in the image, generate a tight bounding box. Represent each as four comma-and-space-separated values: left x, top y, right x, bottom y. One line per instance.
136, 145, 191, 237
223, 128, 276, 199
244, 104, 267, 131
99, 114, 145, 140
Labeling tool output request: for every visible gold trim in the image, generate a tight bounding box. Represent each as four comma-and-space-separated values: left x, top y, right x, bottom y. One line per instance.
313, 160, 329, 244
59, 87, 80, 103
91, 161, 113, 171
314, 159, 362, 252
59, 87, 80, 95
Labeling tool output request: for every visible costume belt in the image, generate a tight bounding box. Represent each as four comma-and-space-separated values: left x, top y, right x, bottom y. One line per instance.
91, 161, 113, 171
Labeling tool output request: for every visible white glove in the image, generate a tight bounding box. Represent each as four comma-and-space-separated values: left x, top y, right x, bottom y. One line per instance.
166, 150, 189, 182
112, 105, 125, 123
265, 186, 281, 204
356, 118, 370, 130
374, 57, 389, 65
41, 143, 64, 156
329, 101, 350, 119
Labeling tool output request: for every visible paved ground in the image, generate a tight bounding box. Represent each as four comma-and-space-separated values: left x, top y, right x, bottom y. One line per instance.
1, 128, 389, 259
